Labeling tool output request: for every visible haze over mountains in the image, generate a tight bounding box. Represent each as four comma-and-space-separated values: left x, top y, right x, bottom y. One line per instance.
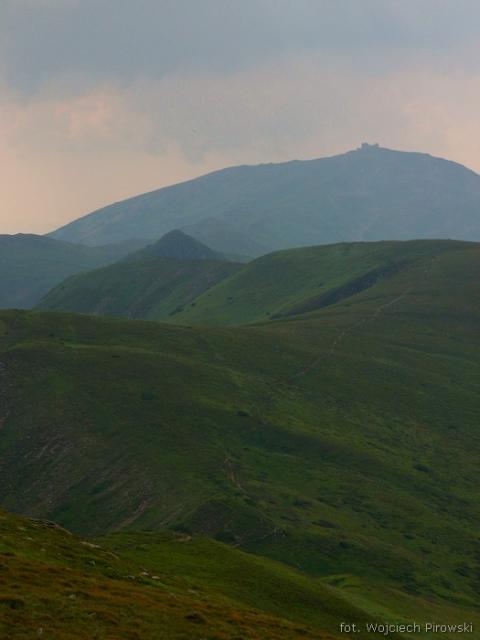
0, 234, 143, 309
50, 145, 480, 256
4, 144, 480, 313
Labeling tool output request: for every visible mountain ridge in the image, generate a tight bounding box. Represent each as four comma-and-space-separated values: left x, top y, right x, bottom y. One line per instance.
39, 239, 476, 325
0, 233, 145, 309
48, 145, 480, 255
38, 228, 240, 320
38, 256, 242, 320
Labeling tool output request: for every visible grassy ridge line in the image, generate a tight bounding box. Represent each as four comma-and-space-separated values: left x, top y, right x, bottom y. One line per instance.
38, 258, 241, 320
38, 257, 242, 321
37, 240, 473, 326
166, 240, 474, 325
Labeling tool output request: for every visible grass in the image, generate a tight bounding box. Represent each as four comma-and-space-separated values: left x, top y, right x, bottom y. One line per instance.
38, 257, 241, 321
0, 509, 333, 639
170, 239, 469, 325
1, 239, 480, 636
40, 239, 473, 327
2, 508, 479, 639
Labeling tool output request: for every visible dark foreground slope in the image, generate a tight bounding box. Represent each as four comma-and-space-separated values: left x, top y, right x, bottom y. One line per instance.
49, 145, 480, 254
0, 508, 342, 639
0, 234, 143, 309
1, 508, 478, 640
0, 240, 479, 624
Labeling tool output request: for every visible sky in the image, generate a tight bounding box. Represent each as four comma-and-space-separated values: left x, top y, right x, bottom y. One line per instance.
2, 0, 480, 234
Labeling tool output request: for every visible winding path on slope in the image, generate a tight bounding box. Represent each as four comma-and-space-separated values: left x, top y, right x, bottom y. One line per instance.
288, 256, 438, 382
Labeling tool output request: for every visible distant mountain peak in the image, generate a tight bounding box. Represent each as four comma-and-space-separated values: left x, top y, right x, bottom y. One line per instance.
49, 146, 480, 255
125, 229, 223, 262
159, 229, 200, 244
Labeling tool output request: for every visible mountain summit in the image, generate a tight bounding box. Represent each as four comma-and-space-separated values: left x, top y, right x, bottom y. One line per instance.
49, 146, 480, 256
38, 230, 237, 320
125, 229, 223, 262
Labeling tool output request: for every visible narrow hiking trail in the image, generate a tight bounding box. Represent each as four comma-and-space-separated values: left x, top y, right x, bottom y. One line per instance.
224, 268, 421, 534
221, 256, 440, 508
287, 284, 414, 382
288, 256, 439, 383
249, 259, 436, 429
329, 286, 413, 355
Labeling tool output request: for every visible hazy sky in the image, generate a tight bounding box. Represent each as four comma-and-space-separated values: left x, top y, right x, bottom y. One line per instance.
2, 0, 480, 234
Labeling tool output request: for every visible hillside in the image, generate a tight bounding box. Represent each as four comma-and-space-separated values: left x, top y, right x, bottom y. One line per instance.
0, 508, 337, 639
2, 510, 476, 640
171, 239, 467, 325
1, 239, 479, 628
40, 239, 474, 327
49, 145, 480, 255
0, 234, 144, 310
38, 257, 241, 321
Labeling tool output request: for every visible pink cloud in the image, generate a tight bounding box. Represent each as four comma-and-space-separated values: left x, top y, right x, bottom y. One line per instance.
2, 56, 480, 234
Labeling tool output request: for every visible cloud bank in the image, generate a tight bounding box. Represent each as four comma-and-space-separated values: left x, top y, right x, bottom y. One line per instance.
1, 1, 480, 233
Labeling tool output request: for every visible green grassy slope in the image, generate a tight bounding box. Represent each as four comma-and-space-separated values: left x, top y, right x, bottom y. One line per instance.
0, 234, 144, 310
0, 239, 479, 625
0, 508, 334, 639
103, 532, 480, 640
39, 239, 466, 327
2, 508, 478, 639
49, 145, 480, 254
172, 240, 466, 325
37, 257, 242, 320
0, 243, 480, 636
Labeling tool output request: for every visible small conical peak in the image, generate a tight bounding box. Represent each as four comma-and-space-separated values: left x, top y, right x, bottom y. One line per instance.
160, 229, 191, 242
126, 229, 223, 262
